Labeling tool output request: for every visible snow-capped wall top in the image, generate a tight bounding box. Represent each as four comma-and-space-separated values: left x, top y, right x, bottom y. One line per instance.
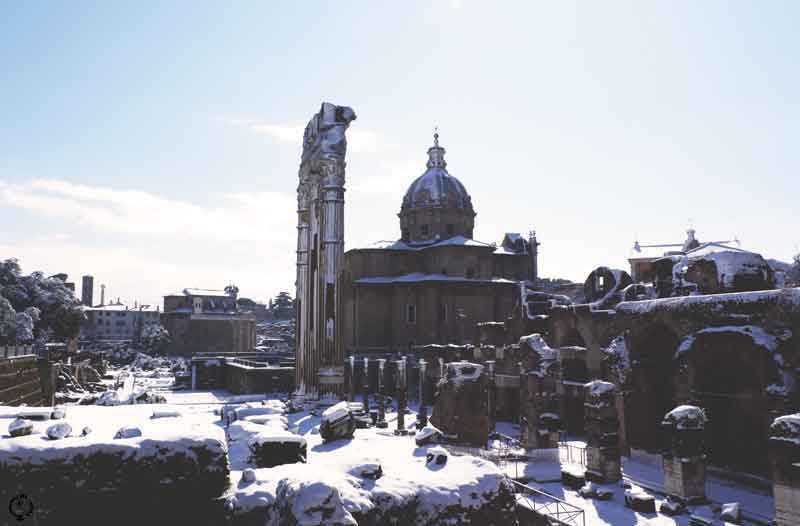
770, 414, 800, 444
519, 334, 556, 361
446, 361, 484, 382
663, 405, 707, 430
585, 380, 616, 398
321, 401, 351, 424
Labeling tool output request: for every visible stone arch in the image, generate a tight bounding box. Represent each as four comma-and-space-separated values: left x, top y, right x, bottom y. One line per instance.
623, 323, 681, 452
675, 328, 781, 474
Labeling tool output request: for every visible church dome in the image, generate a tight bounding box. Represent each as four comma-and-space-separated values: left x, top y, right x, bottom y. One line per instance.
398, 133, 476, 243
401, 133, 473, 211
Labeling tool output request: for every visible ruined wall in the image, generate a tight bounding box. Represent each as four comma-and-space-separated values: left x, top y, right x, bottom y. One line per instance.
0, 354, 45, 406
549, 287, 800, 474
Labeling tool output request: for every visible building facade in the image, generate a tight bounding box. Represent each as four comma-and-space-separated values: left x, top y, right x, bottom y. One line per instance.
161, 288, 256, 356
80, 303, 161, 341
342, 133, 538, 354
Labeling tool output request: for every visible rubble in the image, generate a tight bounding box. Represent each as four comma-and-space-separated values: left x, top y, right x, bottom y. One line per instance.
320, 401, 356, 443
9, 418, 34, 437
46, 422, 72, 440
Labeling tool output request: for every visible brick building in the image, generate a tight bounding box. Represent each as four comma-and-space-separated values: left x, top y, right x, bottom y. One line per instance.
342, 133, 538, 354
161, 288, 255, 356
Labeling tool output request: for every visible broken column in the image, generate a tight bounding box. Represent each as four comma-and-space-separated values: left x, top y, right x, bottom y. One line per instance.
417, 359, 428, 428
395, 357, 408, 435
486, 360, 496, 433
769, 413, 800, 526
661, 405, 707, 504
376, 359, 387, 428
362, 357, 370, 414
584, 380, 621, 483
347, 356, 356, 402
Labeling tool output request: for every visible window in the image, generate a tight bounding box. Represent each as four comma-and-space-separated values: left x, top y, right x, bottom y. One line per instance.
421, 224, 429, 236
406, 304, 416, 324
446, 224, 455, 236
597, 275, 605, 290
439, 303, 447, 322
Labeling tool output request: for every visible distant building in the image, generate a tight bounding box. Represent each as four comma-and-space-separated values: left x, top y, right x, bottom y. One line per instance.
80, 302, 160, 341
81, 275, 94, 307
161, 288, 256, 356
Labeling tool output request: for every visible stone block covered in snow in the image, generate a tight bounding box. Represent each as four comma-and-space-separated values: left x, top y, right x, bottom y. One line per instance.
320, 401, 356, 443
0, 420, 230, 522
431, 361, 489, 446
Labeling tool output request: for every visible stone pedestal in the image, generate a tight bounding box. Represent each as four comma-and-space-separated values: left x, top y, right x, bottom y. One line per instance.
662, 457, 706, 503
769, 414, 800, 526
661, 405, 707, 503
417, 359, 428, 429
584, 380, 621, 483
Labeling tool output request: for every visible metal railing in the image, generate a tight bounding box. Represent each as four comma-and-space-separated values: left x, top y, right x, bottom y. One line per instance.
559, 442, 587, 467
512, 481, 585, 526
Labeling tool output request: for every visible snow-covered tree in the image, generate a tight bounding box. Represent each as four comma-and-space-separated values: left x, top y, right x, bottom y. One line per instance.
789, 253, 800, 285
0, 258, 83, 345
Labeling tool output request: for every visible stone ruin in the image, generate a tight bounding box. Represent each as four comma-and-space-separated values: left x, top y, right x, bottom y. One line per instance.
430, 361, 490, 446
518, 334, 561, 449
660, 405, 707, 504
583, 380, 621, 483
320, 401, 356, 443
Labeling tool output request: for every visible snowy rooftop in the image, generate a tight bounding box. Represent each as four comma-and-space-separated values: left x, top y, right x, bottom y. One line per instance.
354, 273, 517, 285
166, 288, 232, 298
353, 235, 496, 252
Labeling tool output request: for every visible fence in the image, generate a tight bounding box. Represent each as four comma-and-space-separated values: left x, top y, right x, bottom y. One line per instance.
512, 481, 585, 526
0, 345, 35, 359
559, 442, 587, 467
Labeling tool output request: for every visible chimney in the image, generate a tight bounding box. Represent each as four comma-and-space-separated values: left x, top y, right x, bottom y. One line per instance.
100, 284, 106, 306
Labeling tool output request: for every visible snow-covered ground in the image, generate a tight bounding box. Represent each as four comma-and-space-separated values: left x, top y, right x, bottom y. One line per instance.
0, 386, 777, 525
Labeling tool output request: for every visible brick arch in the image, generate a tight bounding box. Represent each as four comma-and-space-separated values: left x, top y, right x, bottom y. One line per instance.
622, 323, 681, 452
675, 329, 778, 473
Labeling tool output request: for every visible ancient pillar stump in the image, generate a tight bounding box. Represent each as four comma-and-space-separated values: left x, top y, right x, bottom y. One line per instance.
584, 380, 621, 483
769, 414, 800, 526
661, 405, 707, 504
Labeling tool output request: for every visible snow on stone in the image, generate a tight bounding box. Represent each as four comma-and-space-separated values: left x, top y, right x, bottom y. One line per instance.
321, 401, 351, 423
519, 333, 556, 361
603, 334, 630, 385
585, 380, 616, 398
663, 405, 707, 429
770, 413, 800, 444
446, 361, 484, 382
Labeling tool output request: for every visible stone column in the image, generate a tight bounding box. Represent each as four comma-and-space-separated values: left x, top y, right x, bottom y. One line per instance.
584, 380, 621, 483
769, 414, 800, 526
417, 359, 428, 428
347, 355, 355, 402
395, 358, 408, 435
362, 357, 370, 414
376, 359, 387, 428
661, 405, 707, 504
486, 360, 496, 433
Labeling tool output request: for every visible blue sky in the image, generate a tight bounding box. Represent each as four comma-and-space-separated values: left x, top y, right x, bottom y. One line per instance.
1, 1, 798, 306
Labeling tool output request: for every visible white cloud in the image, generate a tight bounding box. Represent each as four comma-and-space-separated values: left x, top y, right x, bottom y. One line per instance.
0, 178, 296, 245
0, 179, 298, 305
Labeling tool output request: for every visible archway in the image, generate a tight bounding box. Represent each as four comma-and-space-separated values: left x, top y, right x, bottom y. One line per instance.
680, 329, 774, 474
624, 324, 680, 452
